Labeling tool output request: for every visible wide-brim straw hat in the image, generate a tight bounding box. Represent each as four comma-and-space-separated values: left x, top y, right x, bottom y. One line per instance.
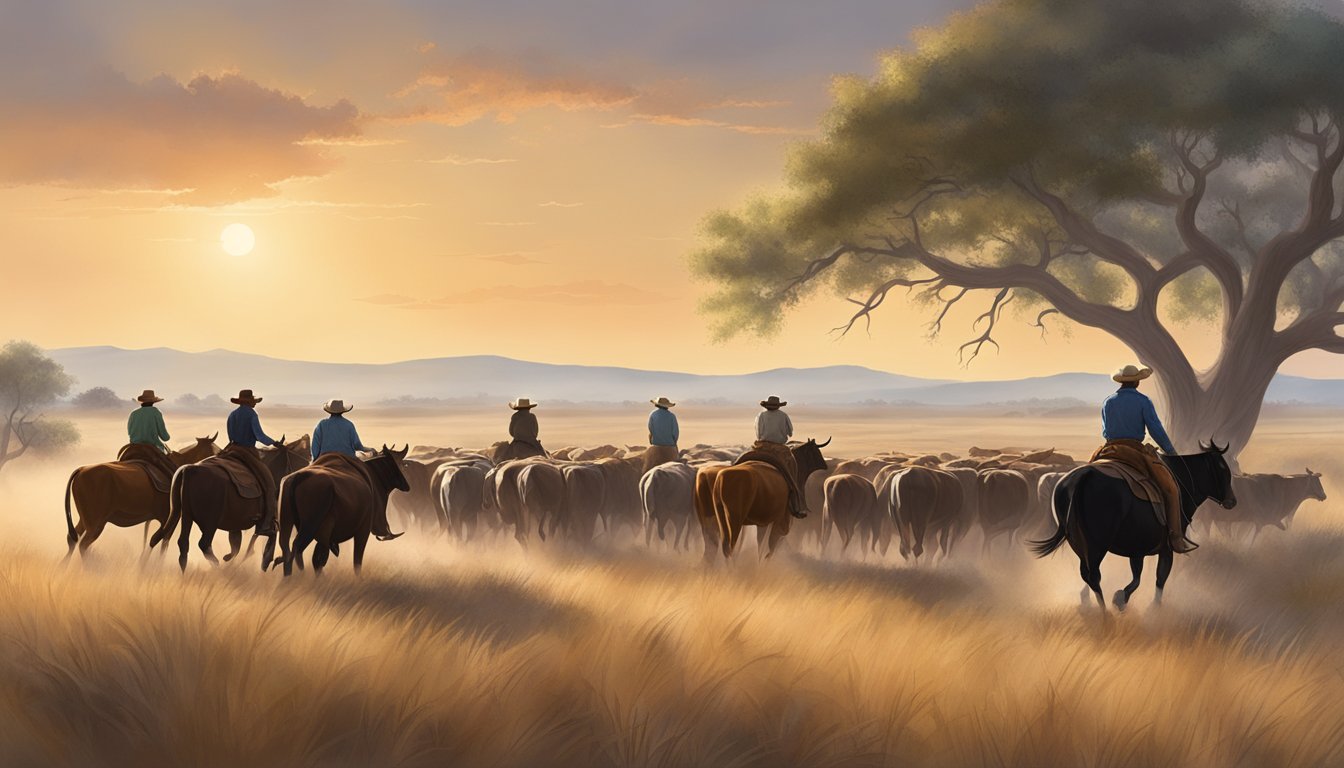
136, 389, 164, 404
231, 389, 263, 405
323, 399, 353, 414
651, 396, 676, 408
1112, 364, 1153, 383
510, 397, 538, 410
760, 395, 787, 408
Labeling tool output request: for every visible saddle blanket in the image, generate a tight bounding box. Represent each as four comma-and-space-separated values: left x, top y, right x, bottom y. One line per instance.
1089, 460, 1168, 528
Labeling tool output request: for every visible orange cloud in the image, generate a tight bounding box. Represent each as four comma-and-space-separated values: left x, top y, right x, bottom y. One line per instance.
392, 56, 637, 125
0, 72, 361, 204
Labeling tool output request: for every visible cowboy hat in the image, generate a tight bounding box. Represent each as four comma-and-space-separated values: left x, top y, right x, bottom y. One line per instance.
1112, 364, 1153, 383
760, 395, 787, 409
135, 389, 164, 404
230, 389, 263, 405
323, 399, 353, 414
650, 396, 676, 408
509, 397, 538, 410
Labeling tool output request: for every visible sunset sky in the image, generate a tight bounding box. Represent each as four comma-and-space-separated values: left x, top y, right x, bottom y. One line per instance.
4, 0, 1342, 380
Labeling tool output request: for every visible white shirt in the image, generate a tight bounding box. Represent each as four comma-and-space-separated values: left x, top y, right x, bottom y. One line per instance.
755, 409, 793, 443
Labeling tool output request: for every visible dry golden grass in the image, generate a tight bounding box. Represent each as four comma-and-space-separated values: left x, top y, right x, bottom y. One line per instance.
3, 534, 1344, 767
0, 409, 1340, 767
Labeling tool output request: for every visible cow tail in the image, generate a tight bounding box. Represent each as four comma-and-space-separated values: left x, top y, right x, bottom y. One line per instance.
1029, 474, 1073, 558
64, 469, 79, 545
153, 468, 186, 548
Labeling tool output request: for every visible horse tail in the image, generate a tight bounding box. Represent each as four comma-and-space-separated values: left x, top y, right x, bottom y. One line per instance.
153, 467, 186, 548
63, 469, 80, 545
1029, 471, 1077, 558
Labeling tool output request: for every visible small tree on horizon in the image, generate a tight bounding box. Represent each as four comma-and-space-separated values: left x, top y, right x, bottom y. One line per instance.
693, 0, 1344, 461
0, 341, 80, 472
71, 386, 127, 410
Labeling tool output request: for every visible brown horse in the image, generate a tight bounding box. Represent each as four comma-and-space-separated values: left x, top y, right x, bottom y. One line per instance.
154, 436, 311, 571
270, 446, 410, 576
63, 435, 219, 560
694, 438, 831, 560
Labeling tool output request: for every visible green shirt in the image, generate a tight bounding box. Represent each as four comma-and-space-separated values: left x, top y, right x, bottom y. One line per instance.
127, 406, 170, 452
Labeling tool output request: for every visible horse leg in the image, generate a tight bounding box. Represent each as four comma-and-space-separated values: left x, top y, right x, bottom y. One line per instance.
1114, 556, 1144, 611
199, 526, 220, 566
222, 530, 243, 563
1153, 550, 1175, 607
1085, 548, 1107, 613
78, 520, 108, 559
764, 524, 786, 559
312, 534, 331, 576
176, 509, 193, 572
352, 532, 368, 575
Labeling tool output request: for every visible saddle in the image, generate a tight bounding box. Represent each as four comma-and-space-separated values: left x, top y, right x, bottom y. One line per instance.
209, 453, 263, 499
116, 444, 173, 494
1090, 460, 1168, 527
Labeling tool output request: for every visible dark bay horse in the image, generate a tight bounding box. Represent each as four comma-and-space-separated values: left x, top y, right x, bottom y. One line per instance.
1031, 441, 1237, 612
63, 435, 219, 560
694, 438, 831, 560
270, 446, 410, 576
154, 436, 311, 571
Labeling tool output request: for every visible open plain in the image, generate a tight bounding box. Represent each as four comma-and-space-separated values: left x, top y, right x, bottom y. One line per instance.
0, 405, 1341, 766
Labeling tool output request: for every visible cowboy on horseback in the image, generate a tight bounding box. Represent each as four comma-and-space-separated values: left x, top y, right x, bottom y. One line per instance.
502, 397, 548, 460
734, 395, 806, 519
1093, 364, 1196, 554
311, 399, 368, 459
223, 389, 279, 537
121, 389, 177, 478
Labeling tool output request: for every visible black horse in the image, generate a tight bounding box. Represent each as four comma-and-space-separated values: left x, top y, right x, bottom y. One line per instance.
1031, 440, 1237, 612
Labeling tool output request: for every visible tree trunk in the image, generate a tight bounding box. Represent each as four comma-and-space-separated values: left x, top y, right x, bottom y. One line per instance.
1151, 328, 1280, 473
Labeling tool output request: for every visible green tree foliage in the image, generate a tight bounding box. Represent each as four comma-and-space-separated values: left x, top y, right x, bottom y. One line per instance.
71, 386, 126, 410
692, 0, 1344, 457
0, 341, 80, 470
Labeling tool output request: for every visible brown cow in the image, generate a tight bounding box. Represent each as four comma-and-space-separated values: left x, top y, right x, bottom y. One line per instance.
693, 439, 830, 560
1200, 469, 1327, 541
432, 457, 493, 540
977, 469, 1031, 554
64, 435, 219, 559
159, 437, 311, 571
822, 473, 881, 554
639, 461, 696, 549
562, 462, 606, 544
888, 466, 964, 559
273, 446, 409, 576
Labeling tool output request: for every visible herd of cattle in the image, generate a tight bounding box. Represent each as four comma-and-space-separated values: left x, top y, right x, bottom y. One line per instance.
59, 436, 1329, 572
391, 441, 1329, 559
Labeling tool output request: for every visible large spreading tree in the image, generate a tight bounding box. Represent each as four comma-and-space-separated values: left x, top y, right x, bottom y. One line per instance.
693, 0, 1344, 460
0, 341, 79, 473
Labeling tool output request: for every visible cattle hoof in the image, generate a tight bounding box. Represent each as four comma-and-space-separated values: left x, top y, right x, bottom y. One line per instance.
1112, 590, 1128, 611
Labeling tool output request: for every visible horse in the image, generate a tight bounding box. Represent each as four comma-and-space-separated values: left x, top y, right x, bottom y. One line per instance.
693, 438, 831, 560
154, 436, 311, 571
270, 446, 410, 576
63, 435, 219, 560
1030, 440, 1237, 612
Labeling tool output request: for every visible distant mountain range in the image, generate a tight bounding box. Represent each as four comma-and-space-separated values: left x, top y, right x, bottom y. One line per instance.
47, 346, 1344, 408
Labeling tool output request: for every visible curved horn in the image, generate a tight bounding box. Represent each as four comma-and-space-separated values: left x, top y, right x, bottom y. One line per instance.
1215, 441, 1228, 454
210, 431, 219, 442
817, 436, 832, 448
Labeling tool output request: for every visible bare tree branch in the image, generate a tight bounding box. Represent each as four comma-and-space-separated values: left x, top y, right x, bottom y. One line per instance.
831, 276, 941, 335
1031, 308, 1061, 338
958, 288, 1013, 364
1169, 133, 1245, 324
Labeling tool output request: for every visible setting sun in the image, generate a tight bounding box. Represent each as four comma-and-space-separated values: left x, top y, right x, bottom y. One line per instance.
220, 223, 255, 256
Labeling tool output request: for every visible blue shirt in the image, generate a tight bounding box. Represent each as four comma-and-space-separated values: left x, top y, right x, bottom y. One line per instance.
312, 415, 367, 459
1101, 388, 1175, 454
648, 407, 679, 446
226, 406, 275, 447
